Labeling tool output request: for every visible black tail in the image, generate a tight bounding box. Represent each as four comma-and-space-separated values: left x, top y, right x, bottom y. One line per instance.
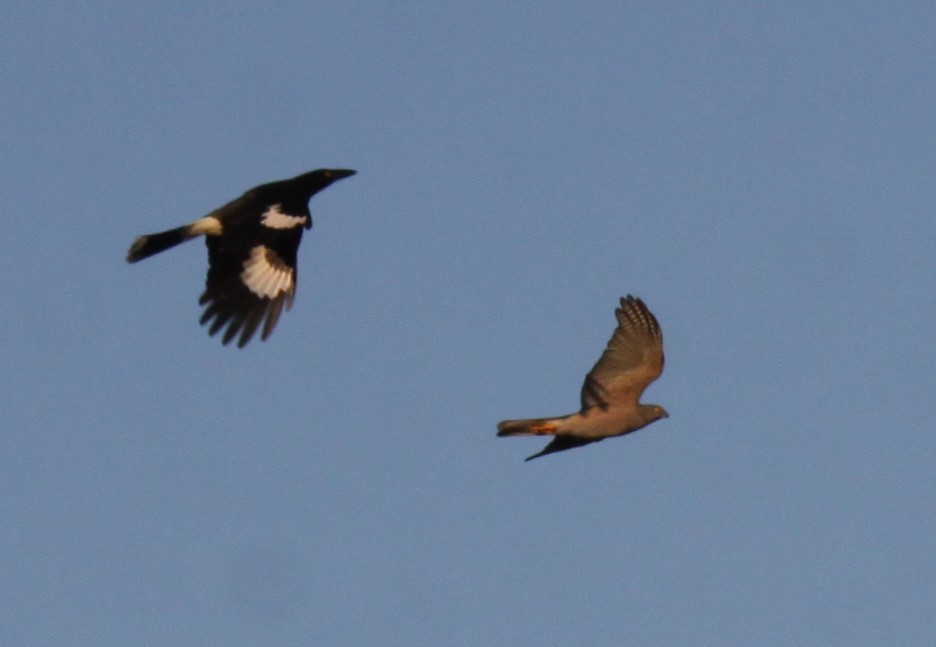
126, 226, 195, 263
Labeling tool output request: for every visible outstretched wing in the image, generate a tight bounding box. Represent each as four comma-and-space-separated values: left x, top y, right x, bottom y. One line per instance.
580, 295, 664, 411
525, 436, 601, 462
198, 210, 304, 348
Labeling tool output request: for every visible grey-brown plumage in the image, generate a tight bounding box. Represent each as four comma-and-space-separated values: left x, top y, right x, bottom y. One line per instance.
497, 295, 668, 461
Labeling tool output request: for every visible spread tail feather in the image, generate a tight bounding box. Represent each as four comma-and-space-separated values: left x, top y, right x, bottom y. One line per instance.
498, 415, 597, 461
496, 418, 556, 437
126, 225, 197, 263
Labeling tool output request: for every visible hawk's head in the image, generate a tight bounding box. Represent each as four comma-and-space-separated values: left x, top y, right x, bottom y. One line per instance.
638, 404, 669, 425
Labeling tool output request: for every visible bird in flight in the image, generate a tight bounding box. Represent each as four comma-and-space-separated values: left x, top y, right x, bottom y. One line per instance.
498, 295, 668, 461
127, 168, 355, 347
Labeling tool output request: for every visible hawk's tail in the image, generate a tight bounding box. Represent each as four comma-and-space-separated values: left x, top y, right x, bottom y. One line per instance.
126, 225, 196, 263
496, 418, 557, 437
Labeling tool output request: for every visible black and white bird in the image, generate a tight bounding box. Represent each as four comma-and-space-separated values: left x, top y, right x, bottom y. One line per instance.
127, 168, 355, 347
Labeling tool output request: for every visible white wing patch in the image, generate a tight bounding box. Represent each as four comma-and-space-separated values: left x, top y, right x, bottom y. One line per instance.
188, 216, 223, 236
241, 246, 294, 299
260, 204, 308, 230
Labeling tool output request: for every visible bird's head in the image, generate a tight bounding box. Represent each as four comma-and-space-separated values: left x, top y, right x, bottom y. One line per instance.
639, 404, 669, 425
319, 168, 357, 181
293, 168, 357, 196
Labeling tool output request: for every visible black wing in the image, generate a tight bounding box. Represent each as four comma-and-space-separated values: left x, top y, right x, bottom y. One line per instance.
198, 203, 305, 347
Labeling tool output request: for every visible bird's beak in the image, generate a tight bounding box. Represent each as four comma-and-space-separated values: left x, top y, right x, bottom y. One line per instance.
326, 169, 356, 181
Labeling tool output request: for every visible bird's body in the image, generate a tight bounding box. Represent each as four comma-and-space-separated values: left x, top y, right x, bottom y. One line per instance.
127, 168, 355, 347
498, 295, 668, 461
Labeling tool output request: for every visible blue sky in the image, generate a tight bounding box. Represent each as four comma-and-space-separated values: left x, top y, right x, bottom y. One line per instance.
3, 2, 935, 645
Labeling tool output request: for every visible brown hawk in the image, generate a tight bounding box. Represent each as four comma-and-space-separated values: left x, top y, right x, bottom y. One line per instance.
497, 295, 668, 461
